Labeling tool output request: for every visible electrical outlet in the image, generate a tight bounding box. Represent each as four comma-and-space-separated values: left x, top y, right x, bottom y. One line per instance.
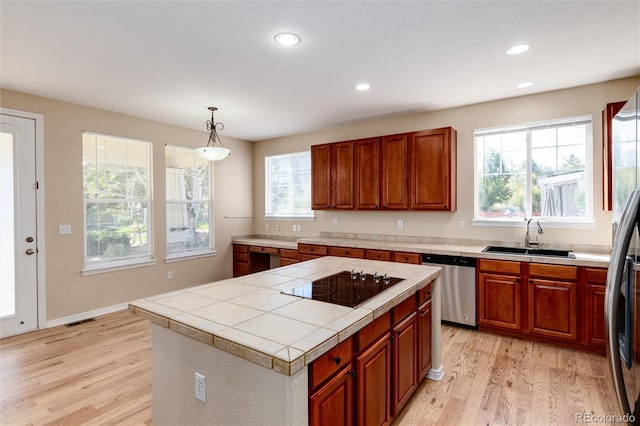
292, 224, 297, 232
296, 224, 301, 232
457, 220, 464, 230
276, 224, 280, 231
195, 372, 206, 402
167, 271, 173, 280
265, 223, 270, 230
397, 219, 404, 229
333, 218, 339, 226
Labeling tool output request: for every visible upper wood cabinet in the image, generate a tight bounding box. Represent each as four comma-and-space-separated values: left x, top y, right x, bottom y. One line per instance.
355, 135, 408, 210
312, 142, 355, 210
313, 126, 456, 211
381, 134, 409, 209
355, 138, 380, 209
409, 127, 457, 211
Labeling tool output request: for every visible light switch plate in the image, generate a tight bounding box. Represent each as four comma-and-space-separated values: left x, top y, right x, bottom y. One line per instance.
195, 372, 205, 402
59, 224, 71, 235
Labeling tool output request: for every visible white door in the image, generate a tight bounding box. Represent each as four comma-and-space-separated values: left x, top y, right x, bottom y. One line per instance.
0, 112, 39, 338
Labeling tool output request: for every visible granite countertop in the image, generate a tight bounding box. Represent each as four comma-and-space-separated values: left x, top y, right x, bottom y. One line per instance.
129, 256, 440, 377
232, 233, 611, 268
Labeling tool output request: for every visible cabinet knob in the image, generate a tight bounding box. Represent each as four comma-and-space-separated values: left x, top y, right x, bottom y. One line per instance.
349, 370, 356, 378
333, 356, 341, 365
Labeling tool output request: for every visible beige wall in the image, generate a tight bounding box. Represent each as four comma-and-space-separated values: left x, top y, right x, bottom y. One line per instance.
1, 89, 253, 321
253, 77, 640, 248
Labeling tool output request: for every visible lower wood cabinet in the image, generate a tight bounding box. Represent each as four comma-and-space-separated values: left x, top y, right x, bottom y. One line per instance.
478, 259, 606, 352
356, 333, 391, 426
310, 365, 354, 426
478, 259, 522, 331
583, 267, 607, 348
392, 312, 417, 417
527, 264, 578, 341
310, 285, 431, 426
417, 284, 433, 380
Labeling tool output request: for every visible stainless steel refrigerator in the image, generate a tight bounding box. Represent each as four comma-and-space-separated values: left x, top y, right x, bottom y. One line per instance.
606, 87, 640, 423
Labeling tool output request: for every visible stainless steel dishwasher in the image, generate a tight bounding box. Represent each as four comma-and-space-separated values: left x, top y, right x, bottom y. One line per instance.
422, 253, 477, 328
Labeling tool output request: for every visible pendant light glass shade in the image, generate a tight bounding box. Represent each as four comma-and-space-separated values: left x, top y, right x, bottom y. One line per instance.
197, 106, 230, 161
196, 146, 231, 161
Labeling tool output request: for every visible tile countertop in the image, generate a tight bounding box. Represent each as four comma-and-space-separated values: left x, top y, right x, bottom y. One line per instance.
232, 234, 611, 268
129, 256, 441, 377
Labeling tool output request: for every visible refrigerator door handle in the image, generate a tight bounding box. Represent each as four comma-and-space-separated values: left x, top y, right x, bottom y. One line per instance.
605, 188, 640, 417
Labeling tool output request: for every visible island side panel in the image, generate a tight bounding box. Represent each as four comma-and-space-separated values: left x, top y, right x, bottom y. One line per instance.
428, 275, 444, 380
152, 325, 308, 426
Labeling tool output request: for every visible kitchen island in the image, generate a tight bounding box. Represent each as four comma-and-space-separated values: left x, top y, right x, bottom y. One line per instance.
129, 256, 442, 425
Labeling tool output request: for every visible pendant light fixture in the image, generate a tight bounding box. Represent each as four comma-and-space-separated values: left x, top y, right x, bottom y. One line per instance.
196, 107, 230, 161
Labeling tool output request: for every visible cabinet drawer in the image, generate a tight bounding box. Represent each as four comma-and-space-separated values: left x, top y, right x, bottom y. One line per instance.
248, 245, 280, 255
417, 282, 433, 305
393, 295, 417, 325
365, 249, 391, 261
584, 267, 607, 285
328, 246, 365, 258
233, 244, 249, 253
299, 254, 323, 262
298, 244, 328, 256
358, 311, 391, 351
478, 259, 521, 275
391, 252, 421, 264
280, 249, 299, 260
279, 258, 298, 266
310, 336, 354, 390
529, 263, 577, 281
233, 252, 249, 262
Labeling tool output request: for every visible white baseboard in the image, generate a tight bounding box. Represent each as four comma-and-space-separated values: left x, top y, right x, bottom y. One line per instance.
45, 303, 129, 328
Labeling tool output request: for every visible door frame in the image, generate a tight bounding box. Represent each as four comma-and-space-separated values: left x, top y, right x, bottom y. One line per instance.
1, 107, 46, 331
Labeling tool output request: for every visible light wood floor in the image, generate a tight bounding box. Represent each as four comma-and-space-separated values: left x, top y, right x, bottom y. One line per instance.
1, 310, 621, 425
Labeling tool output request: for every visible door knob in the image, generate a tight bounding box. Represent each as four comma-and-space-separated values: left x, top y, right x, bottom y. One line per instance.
26, 248, 35, 255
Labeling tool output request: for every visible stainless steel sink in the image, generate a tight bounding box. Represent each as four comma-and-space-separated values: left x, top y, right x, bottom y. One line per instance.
482, 246, 575, 259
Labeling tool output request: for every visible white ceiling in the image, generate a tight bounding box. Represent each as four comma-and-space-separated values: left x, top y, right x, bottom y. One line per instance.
1, 1, 639, 141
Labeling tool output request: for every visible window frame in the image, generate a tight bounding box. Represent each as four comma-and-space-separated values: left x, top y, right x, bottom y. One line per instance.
264, 150, 314, 220
472, 115, 595, 229
82, 132, 155, 274
165, 144, 216, 260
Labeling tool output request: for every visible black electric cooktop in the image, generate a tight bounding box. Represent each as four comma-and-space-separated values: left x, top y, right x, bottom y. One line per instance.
281, 270, 403, 308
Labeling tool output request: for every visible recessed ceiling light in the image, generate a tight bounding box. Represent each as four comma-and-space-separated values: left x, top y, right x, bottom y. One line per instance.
355, 83, 371, 91
505, 44, 530, 55
516, 81, 534, 89
274, 32, 301, 47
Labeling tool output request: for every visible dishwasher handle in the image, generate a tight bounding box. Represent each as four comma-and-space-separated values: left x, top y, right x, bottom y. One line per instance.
421, 253, 477, 267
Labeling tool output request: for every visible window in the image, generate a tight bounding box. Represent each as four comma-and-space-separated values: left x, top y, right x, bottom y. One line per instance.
83, 132, 152, 270
265, 151, 313, 217
165, 145, 213, 257
475, 116, 592, 223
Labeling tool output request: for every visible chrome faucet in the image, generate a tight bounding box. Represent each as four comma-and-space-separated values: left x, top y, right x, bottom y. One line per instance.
525, 218, 544, 248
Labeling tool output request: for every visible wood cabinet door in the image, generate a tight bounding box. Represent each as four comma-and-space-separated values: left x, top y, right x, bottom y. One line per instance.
356, 334, 391, 426
331, 141, 355, 209
409, 128, 456, 211
478, 272, 521, 330
355, 138, 380, 209
312, 144, 332, 209
392, 312, 418, 417
232, 260, 249, 277
380, 134, 408, 209
310, 365, 354, 426
417, 299, 432, 380
584, 284, 606, 347
528, 278, 578, 341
